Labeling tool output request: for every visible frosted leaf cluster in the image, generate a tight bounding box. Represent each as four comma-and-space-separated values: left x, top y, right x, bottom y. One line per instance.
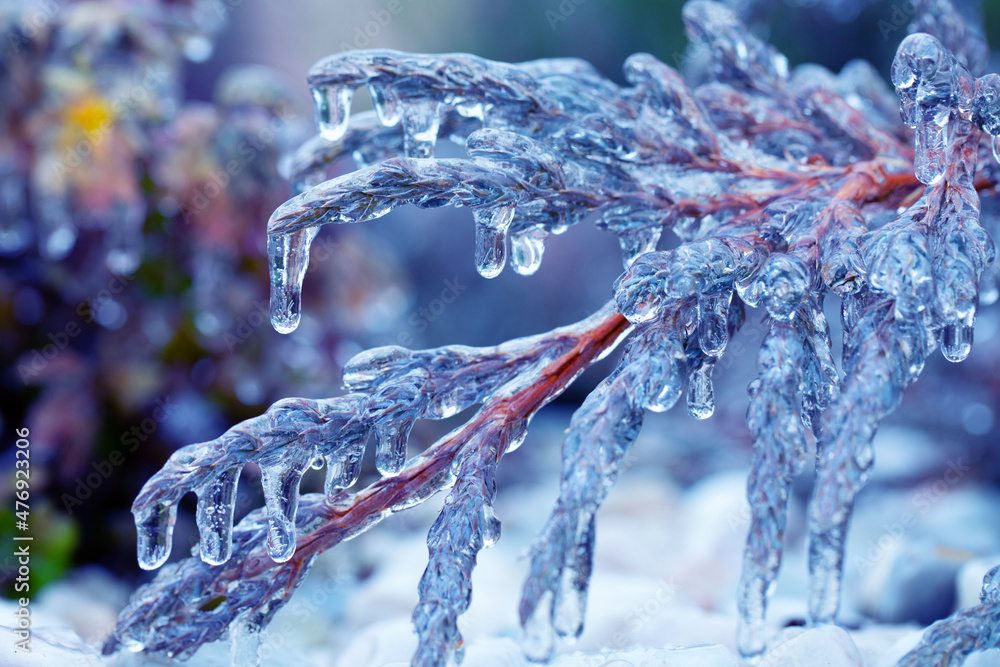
107, 1, 1000, 666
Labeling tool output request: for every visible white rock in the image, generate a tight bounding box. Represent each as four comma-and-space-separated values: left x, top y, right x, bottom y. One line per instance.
760, 625, 863, 667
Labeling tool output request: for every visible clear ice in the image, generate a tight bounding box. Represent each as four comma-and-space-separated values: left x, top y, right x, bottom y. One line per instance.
109, 1, 1000, 666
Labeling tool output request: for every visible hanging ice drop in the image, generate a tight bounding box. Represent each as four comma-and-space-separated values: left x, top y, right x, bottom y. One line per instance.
402, 100, 442, 158
374, 422, 409, 476
510, 227, 547, 275
195, 469, 239, 566
941, 322, 973, 362
312, 85, 353, 141
368, 83, 401, 126
474, 204, 515, 278
617, 227, 661, 267
134, 503, 177, 570
687, 363, 715, 419
260, 465, 302, 563
268, 227, 319, 334
698, 293, 731, 356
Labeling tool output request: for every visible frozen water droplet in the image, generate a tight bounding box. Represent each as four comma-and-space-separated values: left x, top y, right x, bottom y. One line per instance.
992, 135, 1000, 166
260, 465, 303, 563
522, 590, 555, 662
474, 204, 515, 278
135, 503, 177, 570
368, 83, 400, 126
268, 228, 319, 334
325, 445, 364, 494
312, 85, 353, 141
510, 227, 547, 275
402, 100, 442, 158
481, 504, 501, 547
375, 422, 409, 476
914, 117, 949, 186
941, 322, 973, 362
759, 254, 810, 321
698, 293, 731, 356
196, 469, 239, 566
618, 227, 661, 267
310, 456, 325, 470
687, 363, 715, 419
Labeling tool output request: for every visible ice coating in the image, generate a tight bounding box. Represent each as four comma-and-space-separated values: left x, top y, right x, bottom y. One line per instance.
411, 424, 510, 666
736, 317, 811, 659
311, 85, 353, 141
519, 316, 697, 661
110, 303, 630, 662
268, 227, 319, 333
111, 1, 1000, 665
473, 203, 515, 278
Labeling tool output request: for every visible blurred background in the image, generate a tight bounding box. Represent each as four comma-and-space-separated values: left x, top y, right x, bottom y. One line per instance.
3, 0, 1000, 660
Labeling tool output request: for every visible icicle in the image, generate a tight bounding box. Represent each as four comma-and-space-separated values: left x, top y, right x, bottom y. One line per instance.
367, 83, 401, 126
481, 504, 502, 548
311, 85, 353, 141
134, 503, 177, 570
915, 104, 951, 186
473, 204, 515, 278
268, 227, 319, 334
757, 253, 810, 322
195, 468, 240, 565
890, 34, 958, 186
260, 465, 304, 563
230, 613, 263, 667
402, 100, 442, 158
941, 322, 973, 362
510, 226, 547, 275
618, 227, 661, 267
687, 361, 715, 419
374, 421, 411, 476
552, 513, 594, 640
522, 590, 555, 662
642, 329, 687, 413
698, 292, 731, 356
324, 444, 364, 494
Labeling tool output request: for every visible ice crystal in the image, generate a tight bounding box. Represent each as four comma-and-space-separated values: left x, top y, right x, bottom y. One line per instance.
106, 1, 1000, 666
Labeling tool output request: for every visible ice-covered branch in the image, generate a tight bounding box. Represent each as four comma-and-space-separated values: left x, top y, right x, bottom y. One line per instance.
107, 303, 630, 661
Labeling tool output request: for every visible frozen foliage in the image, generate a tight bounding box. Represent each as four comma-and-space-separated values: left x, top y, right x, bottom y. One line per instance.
106, 1, 1000, 666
